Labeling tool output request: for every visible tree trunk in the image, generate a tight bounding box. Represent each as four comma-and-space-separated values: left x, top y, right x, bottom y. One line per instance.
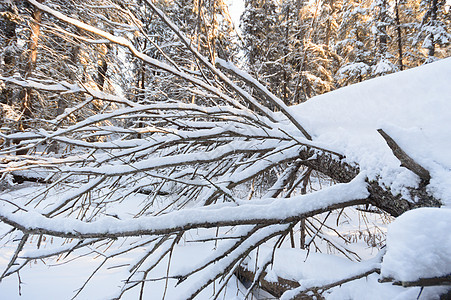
377, 0, 388, 57
283, 7, 290, 105
428, 0, 437, 58
299, 169, 310, 249
97, 56, 108, 91
21, 0, 44, 128
395, 0, 404, 70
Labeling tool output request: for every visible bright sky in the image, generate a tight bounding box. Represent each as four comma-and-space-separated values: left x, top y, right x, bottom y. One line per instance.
225, 0, 245, 30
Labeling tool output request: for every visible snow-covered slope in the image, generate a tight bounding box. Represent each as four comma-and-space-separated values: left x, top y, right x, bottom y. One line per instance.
294, 57, 451, 205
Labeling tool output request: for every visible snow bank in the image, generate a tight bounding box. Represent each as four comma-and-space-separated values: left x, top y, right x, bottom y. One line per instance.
294, 58, 451, 205
381, 207, 451, 282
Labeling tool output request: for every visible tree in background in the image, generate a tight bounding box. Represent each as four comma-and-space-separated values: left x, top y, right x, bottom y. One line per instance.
335, 0, 374, 85
1, 1, 27, 127
415, 0, 451, 61
336, 0, 450, 86
240, 0, 450, 93
241, 0, 340, 104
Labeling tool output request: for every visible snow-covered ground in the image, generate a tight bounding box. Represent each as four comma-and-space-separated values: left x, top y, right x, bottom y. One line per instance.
1, 58, 451, 299
381, 207, 451, 283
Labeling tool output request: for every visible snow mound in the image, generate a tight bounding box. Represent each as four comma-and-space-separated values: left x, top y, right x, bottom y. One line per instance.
381, 207, 451, 282
294, 58, 451, 205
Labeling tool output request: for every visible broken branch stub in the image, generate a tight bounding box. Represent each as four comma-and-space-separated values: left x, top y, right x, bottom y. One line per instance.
377, 128, 431, 184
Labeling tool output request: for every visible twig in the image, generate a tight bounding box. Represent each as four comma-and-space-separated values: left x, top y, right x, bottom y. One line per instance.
284, 267, 380, 299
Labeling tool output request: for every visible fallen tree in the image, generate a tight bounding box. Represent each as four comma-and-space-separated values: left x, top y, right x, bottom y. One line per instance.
0, 1, 449, 299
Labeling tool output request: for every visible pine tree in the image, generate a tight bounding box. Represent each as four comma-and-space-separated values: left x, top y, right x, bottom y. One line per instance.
241, 0, 339, 104
416, 0, 451, 62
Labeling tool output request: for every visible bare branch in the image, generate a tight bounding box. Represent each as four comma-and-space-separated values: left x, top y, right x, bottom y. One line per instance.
377, 129, 431, 184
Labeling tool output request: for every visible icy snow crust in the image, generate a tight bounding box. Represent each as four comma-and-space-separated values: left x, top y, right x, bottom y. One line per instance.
293, 57, 451, 205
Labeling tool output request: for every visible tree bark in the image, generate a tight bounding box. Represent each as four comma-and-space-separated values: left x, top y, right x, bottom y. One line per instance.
394, 274, 451, 287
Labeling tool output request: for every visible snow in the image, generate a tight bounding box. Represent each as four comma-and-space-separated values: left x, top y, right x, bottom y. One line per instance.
324, 274, 447, 300
338, 62, 371, 77
244, 247, 403, 300
381, 207, 451, 282
0, 76, 81, 93
0, 242, 246, 300
294, 57, 451, 205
